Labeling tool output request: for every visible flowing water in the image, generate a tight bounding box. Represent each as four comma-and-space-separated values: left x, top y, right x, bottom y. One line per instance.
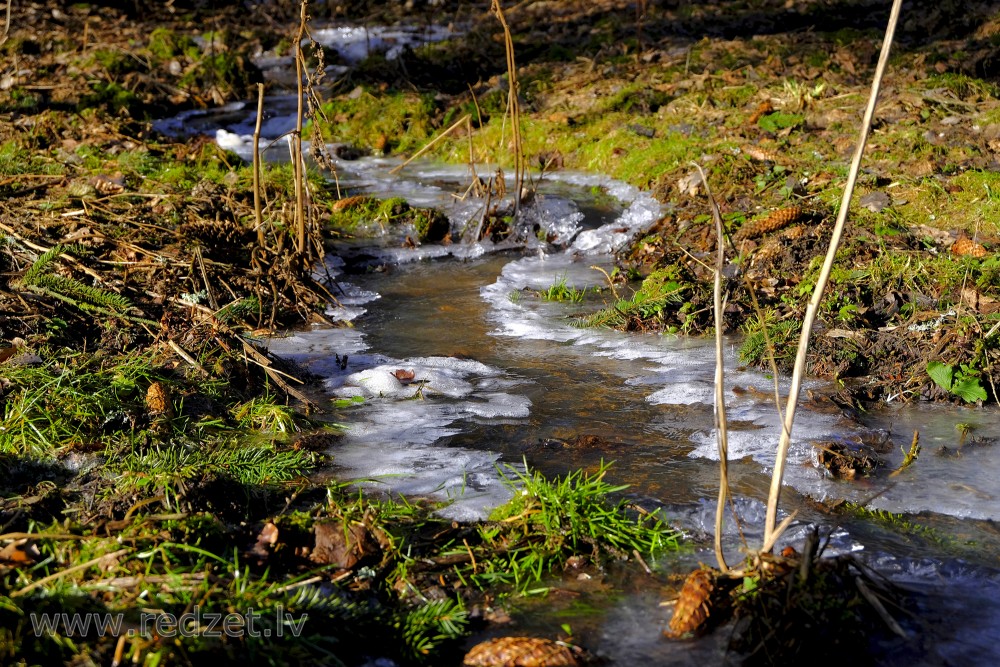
262, 158, 1000, 665
155, 30, 1000, 662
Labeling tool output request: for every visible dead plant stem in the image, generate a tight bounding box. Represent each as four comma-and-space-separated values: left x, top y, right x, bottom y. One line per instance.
293, 1, 308, 257
389, 114, 471, 175
13, 549, 131, 598
492, 0, 524, 218
763, 0, 904, 547
252, 83, 265, 246
694, 163, 730, 573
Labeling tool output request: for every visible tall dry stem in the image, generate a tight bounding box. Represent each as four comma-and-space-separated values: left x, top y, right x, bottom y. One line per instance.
492, 0, 524, 218
762, 0, 904, 547
694, 163, 730, 573
252, 83, 265, 248
292, 0, 308, 257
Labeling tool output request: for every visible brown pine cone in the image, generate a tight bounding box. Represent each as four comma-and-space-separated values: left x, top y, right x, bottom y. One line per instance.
734, 206, 806, 241
463, 637, 585, 667
665, 568, 717, 638
951, 236, 988, 258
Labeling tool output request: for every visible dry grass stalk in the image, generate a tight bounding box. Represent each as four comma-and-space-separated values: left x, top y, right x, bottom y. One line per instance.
0, 0, 10, 48
292, 0, 308, 256
252, 82, 266, 247
492, 0, 525, 218
763, 0, 905, 547
389, 114, 471, 175
694, 163, 730, 573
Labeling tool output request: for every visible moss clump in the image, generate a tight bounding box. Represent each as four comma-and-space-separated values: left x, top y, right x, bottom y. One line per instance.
329, 196, 451, 242
412, 208, 451, 243
584, 265, 696, 331
316, 90, 442, 156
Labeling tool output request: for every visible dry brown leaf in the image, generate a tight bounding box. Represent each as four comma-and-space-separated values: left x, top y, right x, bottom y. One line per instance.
0, 539, 42, 567
747, 100, 774, 125
250, 522, 279, 561
393, 369, 416, 383
331, 195, 370, 211
311, 520, 381, 569
676, 170, 703, 197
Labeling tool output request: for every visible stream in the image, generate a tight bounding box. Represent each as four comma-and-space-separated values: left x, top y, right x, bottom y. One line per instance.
153, 25, 1000, 665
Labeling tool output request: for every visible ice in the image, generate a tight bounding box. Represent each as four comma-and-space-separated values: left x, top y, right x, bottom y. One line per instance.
647, 383, 713, 405
465, 393, 532, 419
311, 24, 458, 64
268, 337, 531, 519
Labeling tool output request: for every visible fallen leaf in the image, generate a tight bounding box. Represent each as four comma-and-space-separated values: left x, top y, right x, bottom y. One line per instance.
0, 539, 41, 567
859, 191, 891, 213
250, 522, 279, 561
677, 170, 703, 197
311, 520, 380, 569
393, 369, 416, 383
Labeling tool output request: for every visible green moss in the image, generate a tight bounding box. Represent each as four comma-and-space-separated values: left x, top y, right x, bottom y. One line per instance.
926, 72, 998, 101
178, 51, 259, 99
739, 309, 802, 369
757, 111, 804, 133
412, 207, 451, 243
90, 48, 137, 76
328, 196, 450, 242
147, 27, 197, 60
315, 90, 442, 155
79, 81, 143, 116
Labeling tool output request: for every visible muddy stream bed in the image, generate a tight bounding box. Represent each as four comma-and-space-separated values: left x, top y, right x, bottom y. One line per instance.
157, 56, 1000, 665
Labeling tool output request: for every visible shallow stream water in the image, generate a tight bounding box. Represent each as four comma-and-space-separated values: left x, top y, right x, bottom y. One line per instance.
156, 31, 1000, 662
261, 157, 1000, 665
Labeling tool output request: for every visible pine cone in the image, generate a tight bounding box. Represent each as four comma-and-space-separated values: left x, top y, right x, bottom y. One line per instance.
178, 219, 251, 248
734, 206, 806, 241
665, 568, 716, 638
145, 381, 175, 420
755, 236, 784, 263
742, 144, 782, 163
951, 236, 988, 258
463, 637, 584, 667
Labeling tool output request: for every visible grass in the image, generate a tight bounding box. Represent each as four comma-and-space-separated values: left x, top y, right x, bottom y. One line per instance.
583, 266, 692, 330
537, 276, 589, 303
450, 461, 681, 593
3, 460, 681, 665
